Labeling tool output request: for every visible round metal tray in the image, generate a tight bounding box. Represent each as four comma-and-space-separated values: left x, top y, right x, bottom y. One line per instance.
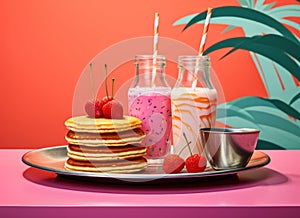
22, 145, 271, 184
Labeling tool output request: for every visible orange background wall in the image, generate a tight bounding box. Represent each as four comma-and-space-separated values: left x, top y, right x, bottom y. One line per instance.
0, 0, 294, 148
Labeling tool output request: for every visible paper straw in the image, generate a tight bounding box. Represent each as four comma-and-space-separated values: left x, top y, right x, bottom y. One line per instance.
192, 8, 213, 89
152, 12, 159, 87
198, 7, 213, 56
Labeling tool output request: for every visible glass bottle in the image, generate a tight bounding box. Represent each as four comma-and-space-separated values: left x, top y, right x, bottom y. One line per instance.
171, 56, 217, 159
128, 55, 172, 162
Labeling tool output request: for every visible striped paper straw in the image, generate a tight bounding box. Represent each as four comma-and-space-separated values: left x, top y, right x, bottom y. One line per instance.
152, 12, 159, 87
198, 7, 213, 55
192, 8, 213, 89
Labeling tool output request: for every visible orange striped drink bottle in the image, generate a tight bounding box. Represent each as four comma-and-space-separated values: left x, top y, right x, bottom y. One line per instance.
171, 56, 217, 159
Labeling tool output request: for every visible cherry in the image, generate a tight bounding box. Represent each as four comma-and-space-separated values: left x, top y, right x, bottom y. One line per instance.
162, 134, 192, 174
84, 64, 124, 119
102, 99, 124, 119
101, 74, 124, 119
85, 99, 103, 118
163, 154, 185, 174
85, 63, 103, 118
186, 154, 207, 173
183, 132, 206, 173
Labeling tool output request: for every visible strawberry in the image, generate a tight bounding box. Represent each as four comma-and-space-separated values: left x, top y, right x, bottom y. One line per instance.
85, 99, 103, 118
186, 154, 206, 173
102, 99, 124, 119
163, 154, 185, 174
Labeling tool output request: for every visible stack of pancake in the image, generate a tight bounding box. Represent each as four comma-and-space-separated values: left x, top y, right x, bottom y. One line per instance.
64, 115, 147, 173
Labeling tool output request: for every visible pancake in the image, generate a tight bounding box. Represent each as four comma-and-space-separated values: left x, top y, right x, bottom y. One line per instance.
64, 115, 148, 173
66, 128, 145, 140
67, 144, 147, 161
65, 115, 143, 133
65, 128, 145, 147
65, 157, 147, 173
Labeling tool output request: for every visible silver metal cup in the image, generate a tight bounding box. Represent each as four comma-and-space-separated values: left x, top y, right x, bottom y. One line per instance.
200, 128, 260, 170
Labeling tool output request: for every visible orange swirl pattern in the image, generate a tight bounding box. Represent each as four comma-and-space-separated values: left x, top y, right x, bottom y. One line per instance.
171, 88, 217, 159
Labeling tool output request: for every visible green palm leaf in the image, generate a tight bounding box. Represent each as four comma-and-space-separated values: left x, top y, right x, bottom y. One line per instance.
290, 93, 300, 105
217, 96, 300, 149
255, 0, 274, 10
247, 110, 300, 137
263, 35, 300, 59
269, 99, 300, 120
255, 98, 300, 120
262, 3, 276, 10
268, 5, 300, 17
256, 140, 285, 150
182, 6, 298, 43
217, 106, 260, 127
202, 36, 300, 81
226, 96, 300, 120
218, 94, 300, 123
238, 0, 251, 7
220, 35, 300, 60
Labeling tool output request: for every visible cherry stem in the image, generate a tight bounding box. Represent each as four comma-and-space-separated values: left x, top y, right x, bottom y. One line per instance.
183, 132, 193, 156
89, 63, 95, 100
104, 64, 109, 98
178, 140, 191, 156
111, 78, 115, 98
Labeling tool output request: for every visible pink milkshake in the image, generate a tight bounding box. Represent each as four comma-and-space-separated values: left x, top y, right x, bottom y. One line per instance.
129, 87, 172, 159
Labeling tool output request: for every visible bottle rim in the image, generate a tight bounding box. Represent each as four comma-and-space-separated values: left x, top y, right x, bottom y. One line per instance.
178, 55, 210, 61
134, 55, 166, 67
134, 54, 166, 61
178, 55, 210, 68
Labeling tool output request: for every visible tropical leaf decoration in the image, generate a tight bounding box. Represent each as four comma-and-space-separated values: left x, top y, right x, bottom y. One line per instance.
217, 96, 300, 150
174, 0, 300, 149
290, 93, 300, 105
181, 6, 298, 43
203, 35, 300, 81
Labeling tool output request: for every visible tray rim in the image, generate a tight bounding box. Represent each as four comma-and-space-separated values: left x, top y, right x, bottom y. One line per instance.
22, 145, 271, 181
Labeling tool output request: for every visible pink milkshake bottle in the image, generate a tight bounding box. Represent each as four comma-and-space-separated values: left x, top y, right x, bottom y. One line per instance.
128, 55, 172, 163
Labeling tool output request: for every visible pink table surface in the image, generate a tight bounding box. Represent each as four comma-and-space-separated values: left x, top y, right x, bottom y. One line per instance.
1, 149, 299, 207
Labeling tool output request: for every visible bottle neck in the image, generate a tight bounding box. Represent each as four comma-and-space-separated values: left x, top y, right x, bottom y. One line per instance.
133, 55, 169, 88
176, 56, 214, 89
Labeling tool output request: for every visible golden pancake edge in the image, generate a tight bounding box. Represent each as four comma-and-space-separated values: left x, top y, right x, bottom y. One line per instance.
64, 115, 147, 174
65, 115, 143, 133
